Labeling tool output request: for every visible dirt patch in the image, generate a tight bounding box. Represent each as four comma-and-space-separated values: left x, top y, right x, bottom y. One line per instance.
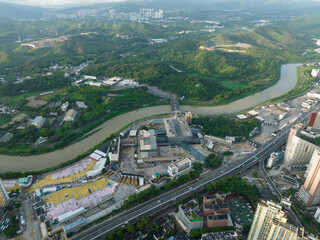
1, 113, 27, 128
26, 96, 47, 107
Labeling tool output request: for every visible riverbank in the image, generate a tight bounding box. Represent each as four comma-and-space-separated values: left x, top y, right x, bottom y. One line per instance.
0, 105, 171, 173
180, 64, 301, 115
0, 63, 304, 173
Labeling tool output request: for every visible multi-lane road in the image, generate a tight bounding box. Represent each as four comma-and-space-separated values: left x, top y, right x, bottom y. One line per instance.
72, 110, 315, 240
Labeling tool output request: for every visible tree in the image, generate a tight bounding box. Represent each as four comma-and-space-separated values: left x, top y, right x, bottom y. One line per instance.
205, 153, 222, 169
126, 223, 135, 233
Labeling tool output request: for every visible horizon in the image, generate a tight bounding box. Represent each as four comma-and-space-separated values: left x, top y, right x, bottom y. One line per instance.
1, 0, 320, 8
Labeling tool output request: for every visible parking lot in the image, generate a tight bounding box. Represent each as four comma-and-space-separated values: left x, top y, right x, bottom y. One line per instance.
227, 198, 254, 225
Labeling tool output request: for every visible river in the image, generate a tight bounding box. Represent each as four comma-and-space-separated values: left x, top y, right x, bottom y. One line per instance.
0, 64, 300, 172
181, 64, 301, 115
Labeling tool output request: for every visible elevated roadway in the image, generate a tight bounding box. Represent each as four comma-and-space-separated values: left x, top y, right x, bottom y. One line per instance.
72, 110, 314, 240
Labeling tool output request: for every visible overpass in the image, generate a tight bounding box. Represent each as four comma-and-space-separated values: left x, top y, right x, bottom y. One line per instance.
71, 109, 315, 240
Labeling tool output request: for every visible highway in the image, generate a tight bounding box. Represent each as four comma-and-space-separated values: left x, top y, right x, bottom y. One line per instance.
71, 110, 314, 240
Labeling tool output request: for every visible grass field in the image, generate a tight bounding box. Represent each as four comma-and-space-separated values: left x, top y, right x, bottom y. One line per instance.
220, 80, 246, 90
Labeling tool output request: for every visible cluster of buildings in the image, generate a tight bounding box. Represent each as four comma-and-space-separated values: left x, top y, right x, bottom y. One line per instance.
281, 111, 320, 207
42, 8, 163, 21
176, 195, 253, 233
247, 199, 316, 240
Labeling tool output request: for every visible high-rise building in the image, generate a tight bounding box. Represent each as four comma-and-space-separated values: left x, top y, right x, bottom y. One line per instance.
284, 124, 319, 166
266, 218, 312, 240
0, 178, 9, 207
248, 200, 315, 240
298, 149, 320, 206
248, 200, 286, 240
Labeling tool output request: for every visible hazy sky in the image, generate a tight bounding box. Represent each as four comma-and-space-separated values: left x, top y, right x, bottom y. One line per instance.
0, 0, 128, 7
1, 0, 320, 8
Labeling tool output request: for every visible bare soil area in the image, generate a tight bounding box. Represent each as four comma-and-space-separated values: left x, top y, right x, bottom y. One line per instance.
25, 96, 47, 107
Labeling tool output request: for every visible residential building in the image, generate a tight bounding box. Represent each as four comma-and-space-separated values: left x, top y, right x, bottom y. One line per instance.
203, 196, 230, 228
298, 149, 320, 206
31, 116, 46, 128
176, 202, 203, 231
167, 157, 193, 177
247, 200, 286, 240
284, 124, 319, 166
0, 178, 10, 207
248, 200, 314, 240
139, 129, 158, 158
63, 109, 77, 122
266, 218, 312, 240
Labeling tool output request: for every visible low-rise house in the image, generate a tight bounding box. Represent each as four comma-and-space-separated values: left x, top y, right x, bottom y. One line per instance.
31, 116, 46, 128
63, 109, 77, 122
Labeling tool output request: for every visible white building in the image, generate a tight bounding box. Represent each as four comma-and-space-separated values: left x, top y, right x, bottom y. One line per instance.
83, 75, 97, 80
63, 109, 77, 122
311, 69, 320, 78
168, 157, 194, 177
284, 124, 319, 166
108, 137, 121, 162
61, 102, 69, 112
87, 157, 107, 178
76, 101, 88, 109
267, 152, 282, 168
31, 116, 46, 128
314, 207, 320, 223
84, 81, 102, 87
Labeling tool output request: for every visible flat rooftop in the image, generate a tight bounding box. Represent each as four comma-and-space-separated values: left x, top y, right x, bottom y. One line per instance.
163, 116, 192, 140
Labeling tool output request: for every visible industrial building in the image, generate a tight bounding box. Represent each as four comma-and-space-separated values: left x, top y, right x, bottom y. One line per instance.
0, 178, 10, 207
108, 137, 121, 162
139, 129, 158, 158
167, 157, 193, 177
163, 115, 193, 144
63, 109, 77, 122
31, 116, 46, 128
298, 149, 320, 206
284, 124, 319, 166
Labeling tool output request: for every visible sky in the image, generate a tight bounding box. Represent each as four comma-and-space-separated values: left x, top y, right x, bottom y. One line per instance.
1, 0, 320, 8
0, 0, 129, 7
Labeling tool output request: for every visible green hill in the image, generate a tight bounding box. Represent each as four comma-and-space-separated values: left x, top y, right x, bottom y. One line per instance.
210, 26, 302, 49
286, 15, 320, 37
